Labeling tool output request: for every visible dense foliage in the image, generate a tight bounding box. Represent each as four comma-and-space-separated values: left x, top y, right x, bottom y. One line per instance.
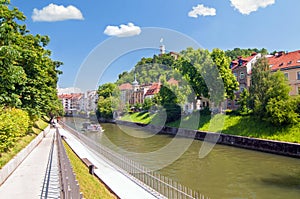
174, 48, 238, 109
0, 0, 63, 119
0, 107, 30, 154
97, 83, 120, 119
115, 48, 239, 112
225, 48, 268, 60
116, 54, 177, 85
0, 0, 63, 154
248, 57, 299, 125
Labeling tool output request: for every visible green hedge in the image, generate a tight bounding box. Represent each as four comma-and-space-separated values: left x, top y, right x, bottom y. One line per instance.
0, 107, 30, 154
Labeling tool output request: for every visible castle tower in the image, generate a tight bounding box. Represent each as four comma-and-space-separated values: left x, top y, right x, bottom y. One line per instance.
159, 38, 165, 55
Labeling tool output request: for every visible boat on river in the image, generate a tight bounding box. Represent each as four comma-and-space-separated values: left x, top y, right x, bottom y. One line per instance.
82, 122, 104, 132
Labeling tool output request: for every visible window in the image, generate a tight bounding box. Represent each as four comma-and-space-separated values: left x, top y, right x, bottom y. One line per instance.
297, 71, 300, 80
240, 72, 245, 79
234, 100, 238, 106
240, 84, 245, 92
233, 72, 237, 79
284, 73, 289, 80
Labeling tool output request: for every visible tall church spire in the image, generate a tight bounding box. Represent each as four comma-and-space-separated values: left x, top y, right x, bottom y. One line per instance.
132, 73, 139, 91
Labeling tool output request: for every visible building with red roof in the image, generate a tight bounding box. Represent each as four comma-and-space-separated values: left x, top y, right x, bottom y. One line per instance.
144, 82, 161, 99
267, 50, 300, 96
228, 50, 300, 110
228, 52, 262, 110
58, 93, 84, 115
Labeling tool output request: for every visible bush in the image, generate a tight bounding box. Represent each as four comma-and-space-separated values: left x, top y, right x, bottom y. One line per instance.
0, 107, 30, 154
266, 98, 299, 125
163, 103, 181, 123
200, 106, 211, 115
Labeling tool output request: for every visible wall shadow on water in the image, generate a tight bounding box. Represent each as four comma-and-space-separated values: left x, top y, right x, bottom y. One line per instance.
260, 173, 300, 189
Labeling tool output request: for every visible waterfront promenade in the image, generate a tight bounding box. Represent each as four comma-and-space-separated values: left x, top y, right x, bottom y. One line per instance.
0, 124, 160, 199
58, 126, 159, 199
0, 128, 60, 198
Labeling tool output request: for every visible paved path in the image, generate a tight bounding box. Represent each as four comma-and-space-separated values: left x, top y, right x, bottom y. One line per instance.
58, 126, 159, 199
0, 124, 160, 199
0, 128, 60, 199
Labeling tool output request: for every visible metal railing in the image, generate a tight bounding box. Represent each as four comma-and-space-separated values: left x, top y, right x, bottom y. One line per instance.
60, 122, 210, 199
56, 128, 83, 199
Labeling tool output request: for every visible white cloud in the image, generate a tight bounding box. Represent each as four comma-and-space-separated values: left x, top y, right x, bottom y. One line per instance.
230, 0, 275, 15
32, 4, 84, 22
104, 23, 141, 37
188, 4, 216, 18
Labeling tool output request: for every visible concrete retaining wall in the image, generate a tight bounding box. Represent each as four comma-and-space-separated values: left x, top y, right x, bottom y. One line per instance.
0, 126, 51, 185
116, 120, 300, 158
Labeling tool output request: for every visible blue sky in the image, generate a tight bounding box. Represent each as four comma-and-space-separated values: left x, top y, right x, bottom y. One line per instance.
9, 0, 300, 91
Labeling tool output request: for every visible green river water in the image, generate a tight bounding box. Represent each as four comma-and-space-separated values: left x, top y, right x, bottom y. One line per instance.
64, 117, 300, 199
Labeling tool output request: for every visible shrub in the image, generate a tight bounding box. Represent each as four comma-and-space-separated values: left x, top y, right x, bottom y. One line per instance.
0, 107, 30, 154
163, 103, 181, 123
200, 106, 211, 115
266, 98, 298, 125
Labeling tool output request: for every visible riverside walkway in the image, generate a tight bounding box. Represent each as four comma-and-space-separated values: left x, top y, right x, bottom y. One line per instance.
0, 124, 160, 199
0, 128, 60, 198
58, 125, 159, 199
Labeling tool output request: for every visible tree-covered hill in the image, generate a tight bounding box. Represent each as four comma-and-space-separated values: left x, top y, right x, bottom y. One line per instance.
225, 48, 268, 60
116, 54, 177, 85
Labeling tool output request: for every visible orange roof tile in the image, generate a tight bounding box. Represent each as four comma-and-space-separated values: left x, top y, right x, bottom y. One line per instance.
58, 93, 83, 100
267, 50, 300, 71
145, 83, 161, 96
119, 83, 133, 90
231, 54, 257, 70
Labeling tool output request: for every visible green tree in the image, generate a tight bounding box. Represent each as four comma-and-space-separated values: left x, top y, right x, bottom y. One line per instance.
97, 83, 120, 119
265, 71, 297, 125
210, 48, 239, 100
266, 98, 298, 125
142, 98, 153, 111
250, 57, 297, 125
116, 53, 177, 85
249, 57, 271, 117
97, 83, 119, 98
237, 89, 251, 115
175, 48, 238, 111
225, 48, 268, 60
0, 0, 63, 118
174, 48, 211, 100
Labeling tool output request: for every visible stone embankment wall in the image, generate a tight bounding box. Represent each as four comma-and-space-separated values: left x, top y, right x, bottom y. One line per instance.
115, 120, 300, 158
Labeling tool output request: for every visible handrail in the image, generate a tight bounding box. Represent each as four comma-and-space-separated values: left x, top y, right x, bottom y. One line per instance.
56, 127, 83, 199
60, 122, 210, 199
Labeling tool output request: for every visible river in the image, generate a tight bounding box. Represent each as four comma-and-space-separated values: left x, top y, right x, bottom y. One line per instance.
63, 117, 300, 199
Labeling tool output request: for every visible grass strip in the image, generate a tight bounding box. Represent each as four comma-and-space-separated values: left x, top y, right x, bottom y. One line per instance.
63, 141, 117, 199
120, 112, 300, 143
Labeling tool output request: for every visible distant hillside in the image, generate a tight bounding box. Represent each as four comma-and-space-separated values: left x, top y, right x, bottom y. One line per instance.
225, 48, 268, 60
116, 53, 177, 85
116, 47, 270, 85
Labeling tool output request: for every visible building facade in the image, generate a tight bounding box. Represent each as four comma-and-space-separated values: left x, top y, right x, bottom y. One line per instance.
268, 50, 300, 96
58, 93, 84, 115
227, 50, 300, 110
